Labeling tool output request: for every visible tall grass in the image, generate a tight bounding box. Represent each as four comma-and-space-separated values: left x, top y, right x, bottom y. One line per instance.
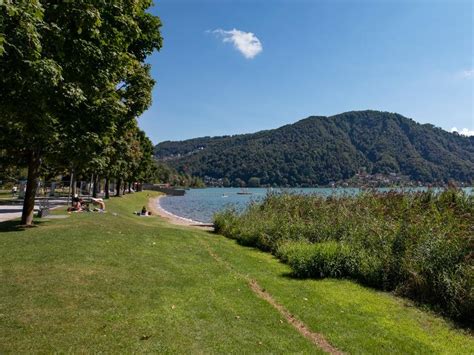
214, 189, 473, 325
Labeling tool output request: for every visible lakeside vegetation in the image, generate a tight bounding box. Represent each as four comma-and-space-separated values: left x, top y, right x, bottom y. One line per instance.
153, 161, 205, 188
214, 188, 473, 325
1, 192, 472, 353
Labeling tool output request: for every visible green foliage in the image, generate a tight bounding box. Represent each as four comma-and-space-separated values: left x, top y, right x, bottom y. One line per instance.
247, 177, 261, 187
214, 189, 474, 324
0, 0, 162, 223
151, 161, 205, 187
277, 241, 352, 278
155, 111, 474, 186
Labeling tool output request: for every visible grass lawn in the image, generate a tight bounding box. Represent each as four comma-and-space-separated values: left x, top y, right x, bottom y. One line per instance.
0, 190, 13, 199
0, 192, 472, 353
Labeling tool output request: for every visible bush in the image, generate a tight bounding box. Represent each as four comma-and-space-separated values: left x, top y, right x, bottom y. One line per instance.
278, 241, 352, 278
213, 189, 473, 324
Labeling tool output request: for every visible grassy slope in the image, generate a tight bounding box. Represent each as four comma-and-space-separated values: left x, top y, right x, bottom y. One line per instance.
0, 192, 471, 353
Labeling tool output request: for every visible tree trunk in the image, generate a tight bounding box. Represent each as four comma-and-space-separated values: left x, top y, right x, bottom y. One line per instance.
92, 175, 98, 198
67, 169, 74, 206
21, 150, 41, 225
71, 174, 77, 199
105, 177, 110, 199
115, 178, 122, 197
128, 181, 132, 193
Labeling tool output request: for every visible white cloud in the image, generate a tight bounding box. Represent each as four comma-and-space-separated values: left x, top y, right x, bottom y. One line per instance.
461, 69, 473, 78
451, 127, 474, 136
210, 28, 262, 59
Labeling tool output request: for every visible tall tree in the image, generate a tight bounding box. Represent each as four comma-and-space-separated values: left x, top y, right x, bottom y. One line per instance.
0, 1, 162, 225
0, 1, 62, 225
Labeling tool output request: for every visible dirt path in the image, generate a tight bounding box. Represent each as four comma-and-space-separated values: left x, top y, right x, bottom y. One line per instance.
198, 237, 343, 354
152, 195, 342, 353
248, 279, 343, 354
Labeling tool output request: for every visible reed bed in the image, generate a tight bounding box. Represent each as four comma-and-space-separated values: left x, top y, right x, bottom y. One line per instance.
214, 189, 473, 324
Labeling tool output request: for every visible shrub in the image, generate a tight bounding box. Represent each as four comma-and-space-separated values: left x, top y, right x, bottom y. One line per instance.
213, 189, 473, 324
278, 241, 352, 278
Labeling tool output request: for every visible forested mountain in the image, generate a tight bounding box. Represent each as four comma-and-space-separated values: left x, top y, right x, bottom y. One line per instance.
154, 111, 474, 186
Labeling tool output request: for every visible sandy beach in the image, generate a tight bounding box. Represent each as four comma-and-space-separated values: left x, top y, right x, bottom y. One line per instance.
147, 195, 214, 230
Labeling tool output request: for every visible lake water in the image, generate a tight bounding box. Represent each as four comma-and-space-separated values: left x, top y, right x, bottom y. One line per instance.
157, 187, 473, 224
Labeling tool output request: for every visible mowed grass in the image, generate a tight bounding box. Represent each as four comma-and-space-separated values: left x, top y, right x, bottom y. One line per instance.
0, 192, 472, 353
0, 190, 13, 199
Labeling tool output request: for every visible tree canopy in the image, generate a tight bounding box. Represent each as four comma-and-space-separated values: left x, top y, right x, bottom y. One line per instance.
0, 0, 163, 224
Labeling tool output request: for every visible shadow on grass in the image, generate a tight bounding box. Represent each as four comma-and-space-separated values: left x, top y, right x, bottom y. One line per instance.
280, 271, 302, 279
0, 219, 47, 233
279, 270, 330, 280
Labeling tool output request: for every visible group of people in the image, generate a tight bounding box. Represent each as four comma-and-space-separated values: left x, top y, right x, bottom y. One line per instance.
68, 195, 149, 216
67, 194, 106, 213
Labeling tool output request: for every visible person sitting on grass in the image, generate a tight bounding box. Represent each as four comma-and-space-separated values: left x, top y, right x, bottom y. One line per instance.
91, 198, 106, 212
67, 194, 83, 212
135, 206, 152, 216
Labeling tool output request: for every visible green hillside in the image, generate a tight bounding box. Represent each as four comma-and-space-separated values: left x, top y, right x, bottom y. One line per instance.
155, 111, 474, 186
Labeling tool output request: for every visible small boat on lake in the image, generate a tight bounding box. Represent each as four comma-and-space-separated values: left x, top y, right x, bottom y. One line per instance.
237, 188, 252, 195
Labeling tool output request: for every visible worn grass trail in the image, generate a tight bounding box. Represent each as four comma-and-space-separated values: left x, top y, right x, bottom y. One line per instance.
0, 192, 472, 353
202, 234, 473, 353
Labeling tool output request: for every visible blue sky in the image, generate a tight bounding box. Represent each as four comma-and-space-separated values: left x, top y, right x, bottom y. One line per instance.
140, 0, 473, 143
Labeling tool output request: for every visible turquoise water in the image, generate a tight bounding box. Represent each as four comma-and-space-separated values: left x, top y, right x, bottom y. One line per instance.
158, 187, 473, 224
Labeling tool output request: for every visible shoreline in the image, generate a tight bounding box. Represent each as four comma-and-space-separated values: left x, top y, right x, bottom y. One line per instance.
148, 195, 214, 230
